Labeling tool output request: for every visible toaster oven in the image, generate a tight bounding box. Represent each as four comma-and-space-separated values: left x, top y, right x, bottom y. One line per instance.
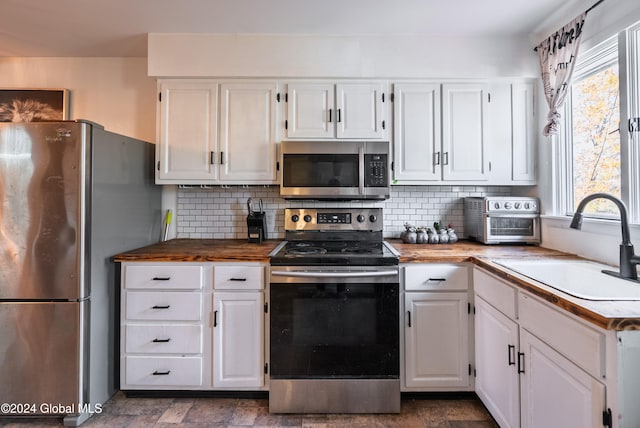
464, 197, 540, 244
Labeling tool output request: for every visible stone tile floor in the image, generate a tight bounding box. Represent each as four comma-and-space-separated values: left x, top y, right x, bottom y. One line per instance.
0, 392, 498, 427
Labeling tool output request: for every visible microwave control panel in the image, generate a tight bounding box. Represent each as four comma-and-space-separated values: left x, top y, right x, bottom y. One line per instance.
364, 154, 388, 187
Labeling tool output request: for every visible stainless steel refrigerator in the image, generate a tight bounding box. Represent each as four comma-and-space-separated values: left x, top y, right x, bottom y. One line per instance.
0, 120, 161, 425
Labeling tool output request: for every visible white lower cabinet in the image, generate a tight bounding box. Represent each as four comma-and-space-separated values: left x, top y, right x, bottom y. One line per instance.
120, 261, 266, 391
519, 328, 605, 428
213, 291, 264, 388
474, 267, 608, 428
474, 296, 520, 428
402, 264, 472, 390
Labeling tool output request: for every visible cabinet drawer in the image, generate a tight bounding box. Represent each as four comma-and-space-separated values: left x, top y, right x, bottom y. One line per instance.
125, 291, 202, 321
125, 324, 203, 354
519, 293, 605, 378
124, 264, 204, 290
404, 264, 469, 291
214, 265, 264, 290
473, 268, 517, 319
124, 356, 203, 387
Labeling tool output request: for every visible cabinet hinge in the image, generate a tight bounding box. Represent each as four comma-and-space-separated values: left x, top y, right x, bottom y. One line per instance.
390, 93, 395, 102
285, 119, 288, 130
264, 363, 269, 374
264, 302, 268, 313
603, 408, 612, 427
158, 92, 162, 102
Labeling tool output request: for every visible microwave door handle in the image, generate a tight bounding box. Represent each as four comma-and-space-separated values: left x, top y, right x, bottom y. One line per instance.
358, 144, 365, 195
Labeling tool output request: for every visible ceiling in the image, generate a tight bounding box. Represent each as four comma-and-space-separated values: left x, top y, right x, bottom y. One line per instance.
0, 0, 584, 57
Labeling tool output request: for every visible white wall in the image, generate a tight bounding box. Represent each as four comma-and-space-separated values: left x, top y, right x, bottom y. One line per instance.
531, 0, 640, 265
0, 57, 157, 142
148, 33, 537, 78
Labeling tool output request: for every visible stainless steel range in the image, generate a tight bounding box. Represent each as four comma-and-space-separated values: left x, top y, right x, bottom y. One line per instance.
269, 208, 400, 413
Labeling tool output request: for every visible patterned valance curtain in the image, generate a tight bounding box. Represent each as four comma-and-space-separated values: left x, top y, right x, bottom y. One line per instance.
536, 13, 587, 136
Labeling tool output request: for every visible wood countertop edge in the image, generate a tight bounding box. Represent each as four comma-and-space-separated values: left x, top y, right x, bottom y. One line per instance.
471, 258, 639, 331
113, 239, 640, 331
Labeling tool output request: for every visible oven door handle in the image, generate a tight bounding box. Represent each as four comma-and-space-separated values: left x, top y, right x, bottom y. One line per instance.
271, 270, 398, 279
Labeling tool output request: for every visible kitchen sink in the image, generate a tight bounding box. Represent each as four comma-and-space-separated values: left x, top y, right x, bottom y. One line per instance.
493, 259, 640, 301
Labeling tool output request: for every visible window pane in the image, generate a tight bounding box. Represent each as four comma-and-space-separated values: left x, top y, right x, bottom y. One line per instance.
571, 64, 620, 216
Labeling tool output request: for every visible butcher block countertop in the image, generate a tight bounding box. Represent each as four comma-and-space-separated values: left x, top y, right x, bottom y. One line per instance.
113, 239, 282, 262
114, 239, 640, 331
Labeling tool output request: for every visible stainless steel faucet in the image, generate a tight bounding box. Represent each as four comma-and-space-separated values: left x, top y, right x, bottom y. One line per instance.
570, 192, 640, 282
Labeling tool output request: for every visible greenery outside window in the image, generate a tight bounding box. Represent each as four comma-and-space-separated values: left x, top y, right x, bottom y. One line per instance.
557, 24, 640, 224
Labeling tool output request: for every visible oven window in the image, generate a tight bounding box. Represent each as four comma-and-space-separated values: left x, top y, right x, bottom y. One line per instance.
270, 282, 399, 378
282, 154, 359, 187
489, 217, 535, 236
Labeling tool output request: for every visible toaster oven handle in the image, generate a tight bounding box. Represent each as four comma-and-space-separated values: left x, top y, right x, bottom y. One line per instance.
486, 213, 539, 218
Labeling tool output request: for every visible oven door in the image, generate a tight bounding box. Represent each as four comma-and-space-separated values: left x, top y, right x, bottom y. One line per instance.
485, 214, 540, 244
268, 266, 400, 413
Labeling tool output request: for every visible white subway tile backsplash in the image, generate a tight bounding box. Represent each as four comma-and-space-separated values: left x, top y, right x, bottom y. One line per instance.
174, 185, 511, 239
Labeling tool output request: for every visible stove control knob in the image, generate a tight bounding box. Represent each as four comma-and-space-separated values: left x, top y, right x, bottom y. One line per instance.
493, 202, 501, 209
524, 202, 531, 210
291, 214, 299, 222
369, 214, 378, 223
357, 214, 366, 223
303, 215, 312, 223
504, 202, 513, 209
514, 202, 522, 210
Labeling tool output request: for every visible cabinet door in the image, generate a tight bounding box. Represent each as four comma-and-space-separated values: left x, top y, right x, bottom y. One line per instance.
511, 82, 536, 182
393, 83, 441, 182
336, 83, 385, 139
404, 292, 469, 388
157, 80, 218, 181
219, 82, 278, 183
519, 329, 606, 428
286, 83, 334, 139
442, 83, 489, 181
474, 296, 520, 428
213, 291, 264, 388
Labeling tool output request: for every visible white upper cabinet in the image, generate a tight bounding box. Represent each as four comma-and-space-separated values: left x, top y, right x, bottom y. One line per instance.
286, 83, 334, 139
157, 80, 219, 182
219, 82, 278, 183
487, 80, 537, 185
285, 81, 387, 140
510, 82, 536, 183
156, 79, 279, 185
441, 83, 490, 181
393, 83, 441, 182
392, 82, 488, 183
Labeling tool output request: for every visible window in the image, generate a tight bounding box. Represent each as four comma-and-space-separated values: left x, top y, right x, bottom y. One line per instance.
557, 23, 640, 224
570, 48, 620, 216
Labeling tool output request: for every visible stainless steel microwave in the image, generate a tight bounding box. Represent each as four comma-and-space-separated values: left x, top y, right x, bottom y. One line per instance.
280, 141, 390, 200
